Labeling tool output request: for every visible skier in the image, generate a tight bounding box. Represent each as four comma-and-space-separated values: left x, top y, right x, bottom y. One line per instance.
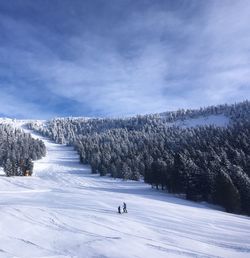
123, 202, 127, 213
118, 206, 121, 214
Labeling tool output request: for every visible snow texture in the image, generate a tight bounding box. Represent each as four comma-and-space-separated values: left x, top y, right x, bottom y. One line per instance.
168, 115, 229, 128
0, 127, 249, 258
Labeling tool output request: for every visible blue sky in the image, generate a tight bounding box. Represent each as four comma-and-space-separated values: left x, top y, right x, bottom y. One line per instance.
0, 0, 249, 119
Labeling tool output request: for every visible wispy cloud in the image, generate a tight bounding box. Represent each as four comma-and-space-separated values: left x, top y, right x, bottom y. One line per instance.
0, 0, 249, 118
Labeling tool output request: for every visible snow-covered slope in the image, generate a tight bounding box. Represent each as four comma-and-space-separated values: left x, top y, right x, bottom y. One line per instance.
168, 114, 229, 128
0, 118, 45, 128
0, 129, 249, 258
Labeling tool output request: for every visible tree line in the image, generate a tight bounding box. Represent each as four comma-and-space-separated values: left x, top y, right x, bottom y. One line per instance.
0, 124, 46, 176
28, 101, 250, 215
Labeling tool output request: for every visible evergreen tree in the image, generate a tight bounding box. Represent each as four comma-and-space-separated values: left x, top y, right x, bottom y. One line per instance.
213, 170, 241, 213
27, 100, 250, 215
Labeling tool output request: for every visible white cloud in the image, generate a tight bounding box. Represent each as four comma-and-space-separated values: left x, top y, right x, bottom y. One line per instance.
0, 89, 55, 118
0, 1, 249, 118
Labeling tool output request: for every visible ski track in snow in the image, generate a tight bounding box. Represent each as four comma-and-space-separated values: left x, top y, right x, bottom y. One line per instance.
0, 128, 249, 258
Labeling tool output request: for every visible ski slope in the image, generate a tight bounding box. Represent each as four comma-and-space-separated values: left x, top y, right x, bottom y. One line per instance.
0, 129, 249, 258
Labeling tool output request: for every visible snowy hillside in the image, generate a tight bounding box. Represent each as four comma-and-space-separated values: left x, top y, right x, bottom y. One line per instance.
168, 114, 230, 128
0, 128, 249, 258
0, 118, 46, 131
26, 103, 250, 216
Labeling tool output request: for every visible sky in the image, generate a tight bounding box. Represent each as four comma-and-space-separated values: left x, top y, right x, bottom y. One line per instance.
0, 0, 249, 119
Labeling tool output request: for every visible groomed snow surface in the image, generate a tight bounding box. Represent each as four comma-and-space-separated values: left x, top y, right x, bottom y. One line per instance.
0, 130, 249, 258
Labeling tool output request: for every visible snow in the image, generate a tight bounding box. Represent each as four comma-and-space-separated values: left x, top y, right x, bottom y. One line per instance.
0, 128, 249, 258
0, 118, 45, 129
0, 168, 4, 176
168, 115, 230, 128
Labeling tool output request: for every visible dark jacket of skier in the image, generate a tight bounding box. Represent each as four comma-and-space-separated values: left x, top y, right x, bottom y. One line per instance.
123, 202, 127, 213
